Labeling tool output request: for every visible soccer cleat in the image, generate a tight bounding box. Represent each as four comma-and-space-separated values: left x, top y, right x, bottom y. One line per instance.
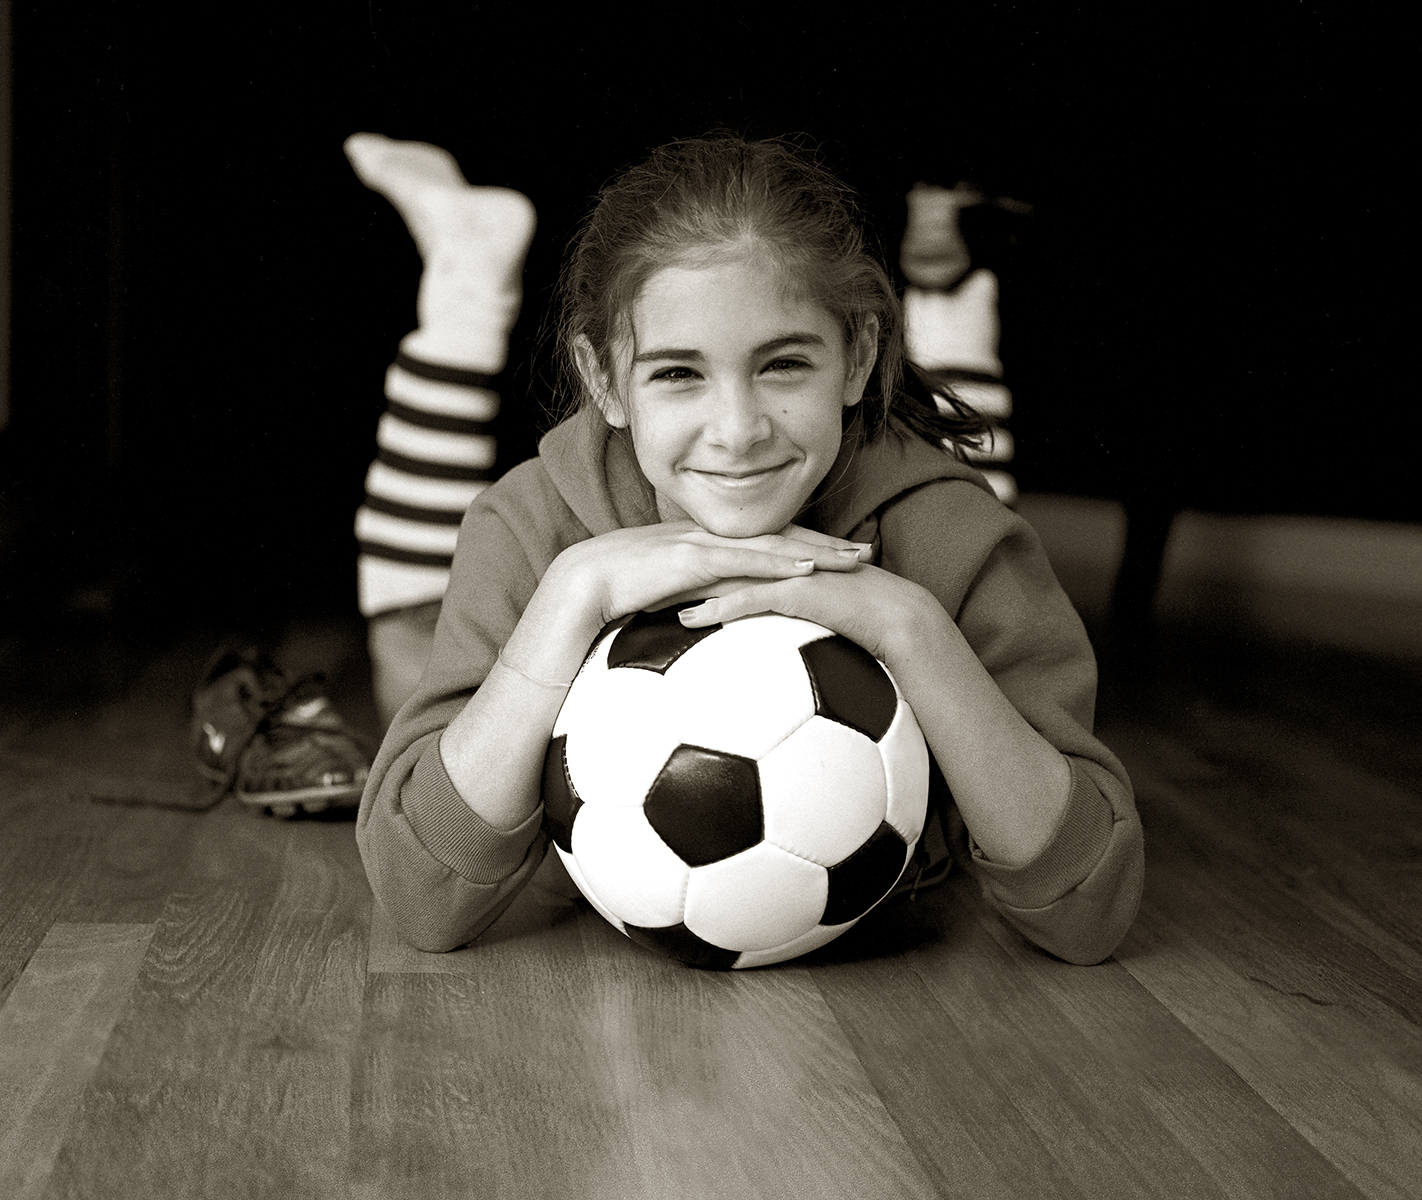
233, 674, 370, 817
190, 647, 287, 807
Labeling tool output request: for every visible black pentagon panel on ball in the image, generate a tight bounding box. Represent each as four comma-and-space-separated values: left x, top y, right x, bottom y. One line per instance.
799, 636, 898, 742
540, 735, 582, 853
644, 744, 763, 866
607, 605, 722, 673
585, 614, 633, 667
823, 821, 910, 925
623, 921, 742, 970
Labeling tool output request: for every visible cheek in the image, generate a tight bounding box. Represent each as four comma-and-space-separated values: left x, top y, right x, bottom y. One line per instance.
628, 410, 686, 479
800, 400, 849, 462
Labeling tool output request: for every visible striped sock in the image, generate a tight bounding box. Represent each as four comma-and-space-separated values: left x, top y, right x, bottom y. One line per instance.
344, 134, 535, 619
901, 183, 1023, 507
355, 353, 502, 615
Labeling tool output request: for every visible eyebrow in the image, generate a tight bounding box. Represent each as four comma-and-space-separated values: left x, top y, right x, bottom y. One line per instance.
631, 333, 827, 364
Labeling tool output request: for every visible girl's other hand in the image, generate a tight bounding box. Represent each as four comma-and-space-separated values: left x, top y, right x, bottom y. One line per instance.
675, 562, 928, 666
548, 520, 871, 631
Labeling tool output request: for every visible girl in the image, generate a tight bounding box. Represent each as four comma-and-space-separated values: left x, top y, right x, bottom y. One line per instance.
357, 135, 1143, 967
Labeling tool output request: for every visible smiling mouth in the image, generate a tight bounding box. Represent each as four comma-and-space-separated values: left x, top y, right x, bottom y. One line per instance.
690, 463, 791, 485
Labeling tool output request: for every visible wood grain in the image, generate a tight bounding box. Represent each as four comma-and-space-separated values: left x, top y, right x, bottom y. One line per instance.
41, 809, 370, 1200
0, 923, 156, 1200
1119, 904, 1416, 1200
1101, 671, 1422, 1199
815, 871, 1365, 1200
0, 619, 1418, 1198
0, 755, 106, 1009
356, 850, 938, 1199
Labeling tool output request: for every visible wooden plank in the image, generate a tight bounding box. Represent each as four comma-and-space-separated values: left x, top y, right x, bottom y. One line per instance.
814, 871, 1362, 1200
0, 633, 207, 1002
1, 617, 1411, 1199
42, 809, 370, 1200
0, 923, 156, 1200
970, 899, 1366, 1200
1106, 712, 1422, 1022
807, 885, 1077, 1200
355, 870, 938, 1199
57, 804, 200, 925
1120, 896, 1422, 1200
0, 760, 104, 1009
352, 891, 628, 1199
1099, 701, 1422, 1200
1148, 703, 1420, 971
1, 631, 203, 809
574, 935, 938, 1199
1143, 635, 1422, 794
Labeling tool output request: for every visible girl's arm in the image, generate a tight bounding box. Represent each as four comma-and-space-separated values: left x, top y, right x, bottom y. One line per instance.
677, 485, 1143, 965
438, 521, 872, 833
361, 513, 872, 953
679, 565, 1071, 867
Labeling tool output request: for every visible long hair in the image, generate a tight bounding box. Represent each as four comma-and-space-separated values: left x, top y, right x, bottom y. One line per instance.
550, 134, 988, 455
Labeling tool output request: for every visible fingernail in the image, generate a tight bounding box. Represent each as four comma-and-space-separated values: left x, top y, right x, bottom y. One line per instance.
795, 559, 815, 570
679, 601, 717, 624
835, 548, 862, 559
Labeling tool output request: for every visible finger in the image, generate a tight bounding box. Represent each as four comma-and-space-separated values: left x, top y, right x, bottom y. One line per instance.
697, 532, 869, 572
776, 523, 871, 553
779, 540, 869, 572
677, 595, 735, 628
678, 580, 795, 628
663, 576, 766, 607
690, 545, 819, 582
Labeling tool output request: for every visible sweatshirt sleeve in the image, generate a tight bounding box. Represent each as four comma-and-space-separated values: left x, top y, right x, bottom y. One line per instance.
877, 479, 1144, 965
355, 468, 578, 953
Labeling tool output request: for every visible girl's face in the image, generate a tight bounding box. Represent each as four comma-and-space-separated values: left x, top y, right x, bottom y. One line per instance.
586, 255, 875, 538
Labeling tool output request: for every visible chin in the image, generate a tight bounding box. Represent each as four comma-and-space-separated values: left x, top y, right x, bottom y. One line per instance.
694, 510, 791, 539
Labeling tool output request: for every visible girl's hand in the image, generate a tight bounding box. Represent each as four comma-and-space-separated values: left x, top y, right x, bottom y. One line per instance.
499, 521, 872, 697
548, 520, 872, 631
676, 562, 929, 666
680, 562, 1075, 869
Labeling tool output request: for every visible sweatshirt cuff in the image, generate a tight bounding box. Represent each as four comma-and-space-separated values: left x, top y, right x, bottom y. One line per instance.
401, 741, 544, 886
968, 757, 1115, 909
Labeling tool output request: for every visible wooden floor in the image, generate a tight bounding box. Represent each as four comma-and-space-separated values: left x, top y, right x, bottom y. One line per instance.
1, 612, 1419, 1199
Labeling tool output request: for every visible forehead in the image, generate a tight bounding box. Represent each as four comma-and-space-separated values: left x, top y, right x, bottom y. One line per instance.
629, 254, 838, 347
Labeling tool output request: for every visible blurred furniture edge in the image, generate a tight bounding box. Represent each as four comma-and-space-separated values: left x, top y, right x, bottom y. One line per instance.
1017, 494, 1422, 663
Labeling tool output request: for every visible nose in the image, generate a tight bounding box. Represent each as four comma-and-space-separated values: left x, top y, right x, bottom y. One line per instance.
705, 378, 772, 454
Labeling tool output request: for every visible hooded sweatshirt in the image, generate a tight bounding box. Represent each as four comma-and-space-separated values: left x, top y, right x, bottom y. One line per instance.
356, 406, 1144, 965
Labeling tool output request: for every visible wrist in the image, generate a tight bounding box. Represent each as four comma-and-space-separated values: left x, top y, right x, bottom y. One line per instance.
875, 576, 955, 669
501, 552, 607, 680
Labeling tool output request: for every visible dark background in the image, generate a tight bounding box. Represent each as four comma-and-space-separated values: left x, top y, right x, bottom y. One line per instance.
1, 3, 1406, 629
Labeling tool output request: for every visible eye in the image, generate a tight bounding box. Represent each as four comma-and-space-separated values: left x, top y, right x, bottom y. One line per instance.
763, 357, 810, 374
650, 365, 700, 383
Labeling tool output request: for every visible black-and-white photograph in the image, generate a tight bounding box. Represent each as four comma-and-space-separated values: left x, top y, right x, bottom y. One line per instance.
0, 4, 1414, 1197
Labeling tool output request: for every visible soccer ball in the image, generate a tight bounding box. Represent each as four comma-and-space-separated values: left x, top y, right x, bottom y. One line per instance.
541, 606, 930, 969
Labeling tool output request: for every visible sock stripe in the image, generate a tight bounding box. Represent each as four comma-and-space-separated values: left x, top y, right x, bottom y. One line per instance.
356, 506, 461, 555
375, 446, 498, 482
364, 461, 489, 510
376, 414, 495, 469
358, 540, 457, 569
394, 352, 502, 390
384, 398, 497, 436
385, 366, 501, 420
362, 493, 467, 526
